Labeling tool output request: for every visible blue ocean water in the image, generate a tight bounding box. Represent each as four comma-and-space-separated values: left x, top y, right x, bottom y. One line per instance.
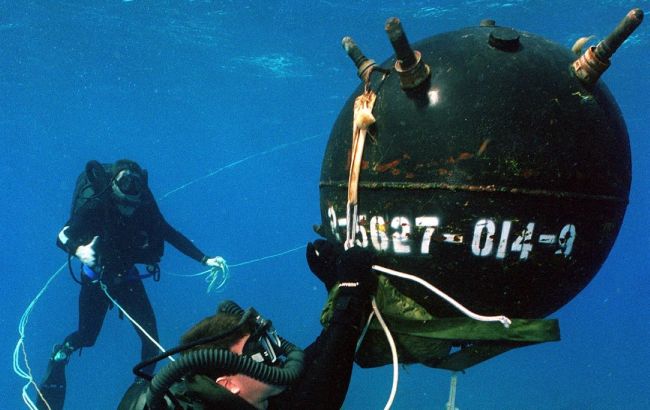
2, 1, 648, 409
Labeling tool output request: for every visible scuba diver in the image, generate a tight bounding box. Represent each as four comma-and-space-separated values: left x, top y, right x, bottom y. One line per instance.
37, 159, 227, 410
118, 242, 377, 410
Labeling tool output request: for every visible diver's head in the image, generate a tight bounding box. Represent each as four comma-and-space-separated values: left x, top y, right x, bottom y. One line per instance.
141, 301, 304, 410
111, 160, 147, 214
179, 303, 292, 406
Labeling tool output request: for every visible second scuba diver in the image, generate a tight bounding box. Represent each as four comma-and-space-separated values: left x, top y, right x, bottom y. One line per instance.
37, 159, 227, 410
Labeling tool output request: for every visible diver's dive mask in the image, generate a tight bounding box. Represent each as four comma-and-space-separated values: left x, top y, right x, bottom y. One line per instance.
112, 169, 144, 204
242, 310, 284, 365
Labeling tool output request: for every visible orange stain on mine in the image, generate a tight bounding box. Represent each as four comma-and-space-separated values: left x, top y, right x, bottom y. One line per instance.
375, 159, 401, 172
478, 139, 491, 156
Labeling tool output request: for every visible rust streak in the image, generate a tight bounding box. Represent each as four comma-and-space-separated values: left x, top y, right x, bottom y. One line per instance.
374, 159, 401, 172
477, 138, 491, 156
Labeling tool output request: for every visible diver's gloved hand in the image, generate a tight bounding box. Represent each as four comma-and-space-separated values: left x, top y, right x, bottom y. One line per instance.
306, 239, 344, 291
330, 246, 377, 328
335, 246, 378, 299
203, 255, 227, 269
75, 236, 99, 268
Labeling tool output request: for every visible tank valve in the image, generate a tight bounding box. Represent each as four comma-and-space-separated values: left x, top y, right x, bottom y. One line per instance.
385, 17, 431, 90
572, 8, 644, 86
341, 36, 377, 83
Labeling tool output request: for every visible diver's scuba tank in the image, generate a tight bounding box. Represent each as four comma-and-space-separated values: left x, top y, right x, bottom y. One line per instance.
319, 10, 643, 319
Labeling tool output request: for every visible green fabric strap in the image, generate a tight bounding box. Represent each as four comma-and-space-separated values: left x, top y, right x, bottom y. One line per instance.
321, 276, 560, 371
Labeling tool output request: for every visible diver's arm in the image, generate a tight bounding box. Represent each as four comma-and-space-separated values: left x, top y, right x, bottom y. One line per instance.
56, 203, 103, 255
273, 295, 369, 409
273, 245, 376, 409
160, 218, 206, 262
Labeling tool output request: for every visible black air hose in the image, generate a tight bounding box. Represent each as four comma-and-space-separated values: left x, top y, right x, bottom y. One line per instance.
146, 347, 304, 410
219, 300, 246, 316
146, 301, 305, 410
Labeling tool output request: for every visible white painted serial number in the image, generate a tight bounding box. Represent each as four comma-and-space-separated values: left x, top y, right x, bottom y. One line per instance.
327, 206, 576, 259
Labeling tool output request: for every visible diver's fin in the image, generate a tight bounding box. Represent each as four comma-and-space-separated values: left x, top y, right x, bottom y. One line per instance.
36, 343, 73, 410
36, 358, 67, 410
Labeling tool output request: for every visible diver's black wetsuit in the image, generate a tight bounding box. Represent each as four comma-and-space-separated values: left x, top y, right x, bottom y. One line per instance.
57, 190, 208, 375
268, 295, 369, 409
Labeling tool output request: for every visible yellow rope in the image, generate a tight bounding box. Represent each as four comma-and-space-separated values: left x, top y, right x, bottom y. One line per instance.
345, 88, 377, 249
347, 89, 377, 206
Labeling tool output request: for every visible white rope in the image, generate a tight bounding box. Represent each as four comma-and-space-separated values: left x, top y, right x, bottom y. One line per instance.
205, 263, 230, 293
356, 309, 375, 353
445, 372, 459, 410
371, 265, 512, 328
159, 134, 321, 200
13, 262, 67, 410
228, 244, 306, 268
99, 282, 175, 362
355, 299, 399, 410
371, 297, 399, 410
165, 244, 306, 292
344, 203, 358, 250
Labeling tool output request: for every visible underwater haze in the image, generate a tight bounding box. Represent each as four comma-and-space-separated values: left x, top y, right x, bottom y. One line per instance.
2, 1, 649, 409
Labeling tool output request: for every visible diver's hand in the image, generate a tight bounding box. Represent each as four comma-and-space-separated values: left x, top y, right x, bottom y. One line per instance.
329, 247, 377, 328
75, 236, 99, 268
307, 239, 344, 291
204, 256, 227, 269
335, 246, 378, 298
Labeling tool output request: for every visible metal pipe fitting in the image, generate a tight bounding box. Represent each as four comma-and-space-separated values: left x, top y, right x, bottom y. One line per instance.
341, 36, 377, 83
385, 17, 431, 90
572, 8, 644, 86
